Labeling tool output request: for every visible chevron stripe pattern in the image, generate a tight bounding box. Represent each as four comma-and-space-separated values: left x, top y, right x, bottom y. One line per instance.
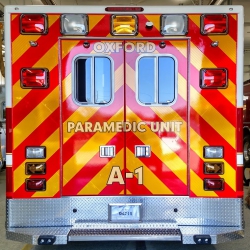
9, 13, 240, 198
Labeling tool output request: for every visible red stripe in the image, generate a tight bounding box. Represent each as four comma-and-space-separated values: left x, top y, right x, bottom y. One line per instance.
126, 132, 187, 195
228, 15, 237, 42
88, 15, 111, 37
12, 17, 60, 85
11, 14, 20, 42
237, 108, 243, 152
6, 108, 13, 154
63, 134, 124, 196
126, 175, 152, 195
236, 166, 243, 197
6, 167, 13, 198
13, 66, 59, 127
188, 17, 236, 84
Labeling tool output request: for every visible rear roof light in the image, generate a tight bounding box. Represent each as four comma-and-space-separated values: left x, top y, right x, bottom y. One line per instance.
21, 68, 49, 89
200, 69, 227, 89
20, 14, 48, 34
61, 14, 88, 35
161, 14, 188, 36
111, 15, 138, 36
204, 179, 224, 191
26, 179, 46, 191
201, 14, 228, 35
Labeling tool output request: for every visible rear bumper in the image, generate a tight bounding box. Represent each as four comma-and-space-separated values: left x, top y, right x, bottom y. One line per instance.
6, 196, 244, 245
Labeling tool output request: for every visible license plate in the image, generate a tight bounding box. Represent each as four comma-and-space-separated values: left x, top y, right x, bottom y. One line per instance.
109, 203, 142, 223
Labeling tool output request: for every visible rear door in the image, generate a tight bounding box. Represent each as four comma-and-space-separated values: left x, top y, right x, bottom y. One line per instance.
60, 39, 188, 196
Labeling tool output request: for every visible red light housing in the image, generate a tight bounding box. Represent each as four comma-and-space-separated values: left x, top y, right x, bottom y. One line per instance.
204, 179, 224, 191
200, 69, 227, 89
26, 179, 46, 191
20, 14, 48, 34
201, 14, 228, 35
21, 68, 49, 89
105, 7, 144, 12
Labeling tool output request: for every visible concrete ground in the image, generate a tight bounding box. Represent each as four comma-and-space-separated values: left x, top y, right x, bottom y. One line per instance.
1, 169, 250, 250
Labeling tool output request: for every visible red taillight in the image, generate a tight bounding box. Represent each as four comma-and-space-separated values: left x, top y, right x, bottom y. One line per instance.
204, 179, 224, 191
26, 179, 46, 191
21, 68, 49, 88
20, 14, 48, 34
201, 14, 228, 34
105, 7, 144, 12
200, 69, 227, 88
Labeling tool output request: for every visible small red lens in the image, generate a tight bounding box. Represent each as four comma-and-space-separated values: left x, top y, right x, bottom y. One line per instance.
26, 179, 46, 191
204, 179, 224, 190
202, 14, 227, 34
200, 69, 227, 88
21, 14, 47, 34
105, 7, 144, 12
21, 68, 48, 88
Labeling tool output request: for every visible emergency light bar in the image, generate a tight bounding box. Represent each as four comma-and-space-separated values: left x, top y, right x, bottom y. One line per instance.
20, 14, 48, 34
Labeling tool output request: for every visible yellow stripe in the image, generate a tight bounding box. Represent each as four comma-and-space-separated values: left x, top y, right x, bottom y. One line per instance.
63, 108, 123, 186
61, 40, 81, 59
127, 107, 187, 185
190, 127, 236, 191
13, 42, 60, 107
12, 15, 59, 64
14, 129, 60, 192
126, 148, 173, 194
21, 244, 33, 250
32, 170, 60, 197
126, 189, 132, 194
190, 85, 235, 149
189, 15, 236, 63
231, 14, 237, 21
190, 170, 218, 197
77, 149, 124, 195
13, 87, 59, 149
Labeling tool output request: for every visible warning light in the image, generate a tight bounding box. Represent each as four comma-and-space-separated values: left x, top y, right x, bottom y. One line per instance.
204, 162, 224, 175
204, 179, 224, 191
201, 14, 228, 35
200, 69, 227, 89
161, 14, 188, 35
20, 14, 48, 34
111, 15, 138, 36
204, 146, 223, 159
26, 179, 46, 191
26, 147, 46, 159
21, 68, 49, 89
25, 163, 46, 175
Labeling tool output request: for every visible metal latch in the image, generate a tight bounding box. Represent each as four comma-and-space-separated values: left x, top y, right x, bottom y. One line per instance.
135, 145, 151, 157
100, 146, 115, 158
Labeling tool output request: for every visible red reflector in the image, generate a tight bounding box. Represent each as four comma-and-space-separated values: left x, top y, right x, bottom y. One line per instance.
20, 14, 48, 34
200, 69, 227, 88
204, 179, 224, 191
105, 7, 144, 12
201, 14, 228, 34
21, 68, 49, 88
26, 179, 46, 191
